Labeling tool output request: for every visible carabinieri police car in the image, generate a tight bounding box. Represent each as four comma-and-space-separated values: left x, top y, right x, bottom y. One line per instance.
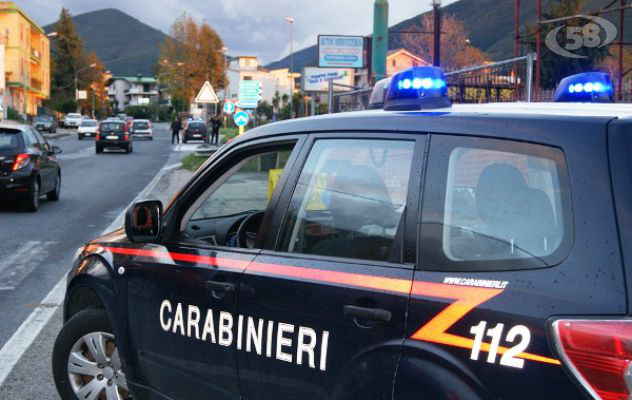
52, 67, 632, 400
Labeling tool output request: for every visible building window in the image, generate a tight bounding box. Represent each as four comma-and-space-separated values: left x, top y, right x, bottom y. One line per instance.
243, 76, 252, 80
392, 59, 396, 67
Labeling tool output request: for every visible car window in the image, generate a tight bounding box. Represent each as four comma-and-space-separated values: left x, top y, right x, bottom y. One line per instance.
101, 122, 124, 132
188, 149, 293, 222
420, 135, 573, 271
32, 129, 50, 152
279, 139, 415, 263
81, 120, 98, 127
134, 121, 149, 129
0, 131, 22, 150
23, 129, 40, 150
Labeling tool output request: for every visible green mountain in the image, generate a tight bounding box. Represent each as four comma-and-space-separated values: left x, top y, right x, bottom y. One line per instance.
267, 0, 632, 72
44, 8, 167, 76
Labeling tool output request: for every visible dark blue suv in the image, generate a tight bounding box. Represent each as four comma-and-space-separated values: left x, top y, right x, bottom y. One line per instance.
51, 70, 632, 400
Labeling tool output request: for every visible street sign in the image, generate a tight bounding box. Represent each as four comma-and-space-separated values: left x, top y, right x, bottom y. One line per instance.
76, 90, 87, 100
233, 111, 249, 127
195, 81, 219, 104
318, 35, 364, 68
238, 80, 262, 109
223, 101, 236, 114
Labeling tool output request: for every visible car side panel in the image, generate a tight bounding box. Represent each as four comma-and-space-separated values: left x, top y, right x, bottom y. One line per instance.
607, 119, 632, 316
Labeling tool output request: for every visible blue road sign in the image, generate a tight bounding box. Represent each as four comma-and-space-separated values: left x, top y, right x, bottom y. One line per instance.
234, 111, 249, 127
239, 80, 262, 109
223, 101, 236, 114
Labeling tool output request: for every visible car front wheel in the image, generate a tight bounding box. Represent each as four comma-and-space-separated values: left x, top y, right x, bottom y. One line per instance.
52, 308, 130, 400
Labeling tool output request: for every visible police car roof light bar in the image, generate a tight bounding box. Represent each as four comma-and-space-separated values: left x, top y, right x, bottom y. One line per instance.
553, 72, 614, 103
383, 66, 451, 111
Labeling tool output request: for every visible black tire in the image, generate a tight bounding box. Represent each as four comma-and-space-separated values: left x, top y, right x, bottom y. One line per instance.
182, 137, 187, 144
96, 145, 102, 154
47, 172, 61, 201
125, 145, 130, 154
24, 177, 40, 212
52, 308, 131, 400
78, 135, 83, 140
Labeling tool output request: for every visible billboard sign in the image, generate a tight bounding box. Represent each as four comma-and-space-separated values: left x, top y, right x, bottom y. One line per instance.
302, 67, 354, 92
318, 35, 364, 68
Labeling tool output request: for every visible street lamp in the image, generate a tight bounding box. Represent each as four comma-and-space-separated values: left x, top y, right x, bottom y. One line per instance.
433, 0, 442, 67
46, 32, 57, 38
285, 16, 295, 119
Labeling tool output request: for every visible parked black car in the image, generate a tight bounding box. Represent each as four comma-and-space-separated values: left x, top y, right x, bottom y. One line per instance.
0, 121, 62, 211
96, 121, 133, 154
33, 115, 57, 133
182, 120, 208, 143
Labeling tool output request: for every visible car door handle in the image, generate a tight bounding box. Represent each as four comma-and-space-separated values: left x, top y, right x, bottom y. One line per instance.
204, 280, 236, 293
343, 305, 391, 322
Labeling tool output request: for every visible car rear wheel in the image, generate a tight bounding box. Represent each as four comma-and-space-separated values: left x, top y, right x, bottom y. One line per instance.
96, 145, 102, 154
47, 173, 61, 201
78, 134, 83, 140
24, 178, 40, 212
53, 308, 130, 400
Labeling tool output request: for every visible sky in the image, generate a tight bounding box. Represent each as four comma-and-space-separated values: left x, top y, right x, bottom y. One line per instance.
18, 0, 459, 64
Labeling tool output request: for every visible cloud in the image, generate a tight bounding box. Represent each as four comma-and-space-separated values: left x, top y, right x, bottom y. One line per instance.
18, 0, 458, 64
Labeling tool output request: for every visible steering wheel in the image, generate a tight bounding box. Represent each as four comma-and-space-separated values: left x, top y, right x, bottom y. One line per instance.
236, 211, 265, 249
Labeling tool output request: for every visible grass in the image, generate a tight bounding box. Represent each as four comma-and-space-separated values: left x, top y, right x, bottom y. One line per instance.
220, 127, 239, 144
181, 153, 209, 171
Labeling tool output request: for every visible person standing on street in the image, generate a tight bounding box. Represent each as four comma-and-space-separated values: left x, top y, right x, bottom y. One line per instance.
170, 116, 182, 144
210, 115, 223, 145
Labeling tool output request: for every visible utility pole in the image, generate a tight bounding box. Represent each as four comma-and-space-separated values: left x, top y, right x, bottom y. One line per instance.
286, 16, 295, 118
535, 0, 542, 101
433, 0, 442, 67
618, 0, 625, 101
372, 0, 388, 83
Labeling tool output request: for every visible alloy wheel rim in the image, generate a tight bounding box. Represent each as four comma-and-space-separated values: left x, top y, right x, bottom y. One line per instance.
67, 331, 128, 400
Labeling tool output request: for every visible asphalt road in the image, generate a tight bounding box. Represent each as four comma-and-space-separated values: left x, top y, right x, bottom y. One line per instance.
0, 123, 189, 398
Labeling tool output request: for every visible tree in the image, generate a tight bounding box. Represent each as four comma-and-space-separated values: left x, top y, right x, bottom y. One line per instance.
50, 8, 83, 109
157, 14, 227, 111
255, 100, 273, 120
528, 0, 610, 89
400, 13, 488, 70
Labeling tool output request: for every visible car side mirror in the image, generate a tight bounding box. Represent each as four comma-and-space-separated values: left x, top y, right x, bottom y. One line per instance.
51, 145, 62, 154
125, 200, 163, 243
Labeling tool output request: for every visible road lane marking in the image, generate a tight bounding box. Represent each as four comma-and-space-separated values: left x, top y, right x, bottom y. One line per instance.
0, 161, 179, 388
0, 241, 57, 290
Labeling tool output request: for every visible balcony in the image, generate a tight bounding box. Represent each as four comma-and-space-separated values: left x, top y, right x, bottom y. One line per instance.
31, 78, 42, 91
30, 48, 41, 63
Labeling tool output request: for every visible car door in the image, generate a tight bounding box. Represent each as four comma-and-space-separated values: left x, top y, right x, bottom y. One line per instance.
124, 137, 304, 400
32, 128, 56, 192
395, 133, 625, 400
236, 134, 425, 400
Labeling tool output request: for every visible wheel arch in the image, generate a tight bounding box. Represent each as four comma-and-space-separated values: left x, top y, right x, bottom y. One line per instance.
393, 339, 488, 400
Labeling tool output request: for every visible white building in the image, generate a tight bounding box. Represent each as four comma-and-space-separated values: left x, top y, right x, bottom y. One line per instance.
107, 75, 159, 111
219, 56, 295, 105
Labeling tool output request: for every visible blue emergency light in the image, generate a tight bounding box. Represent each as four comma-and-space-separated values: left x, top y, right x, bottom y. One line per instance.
383, 66, 451, 111
553, 72, 614, 103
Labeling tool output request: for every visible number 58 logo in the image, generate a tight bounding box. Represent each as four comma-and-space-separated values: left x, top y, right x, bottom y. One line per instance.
545, 15, 617, 59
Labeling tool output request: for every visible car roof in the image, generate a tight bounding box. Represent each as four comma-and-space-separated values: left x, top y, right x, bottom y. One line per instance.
0, 120, 29, 131
239, 102, 628, 145
133, 119, 149, 122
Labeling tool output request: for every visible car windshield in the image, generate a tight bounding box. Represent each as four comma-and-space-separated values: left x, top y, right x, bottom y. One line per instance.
35, 116, 52, 122
67, 113, 81, 118
189, 122, 206, 128
134, 121, 149, 129
81, 120, 98, 127
0, 131, 22, 150
100, 122, 124, 132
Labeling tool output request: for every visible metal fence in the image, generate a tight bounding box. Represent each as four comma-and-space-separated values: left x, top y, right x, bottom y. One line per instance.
444, 53, 535, 103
